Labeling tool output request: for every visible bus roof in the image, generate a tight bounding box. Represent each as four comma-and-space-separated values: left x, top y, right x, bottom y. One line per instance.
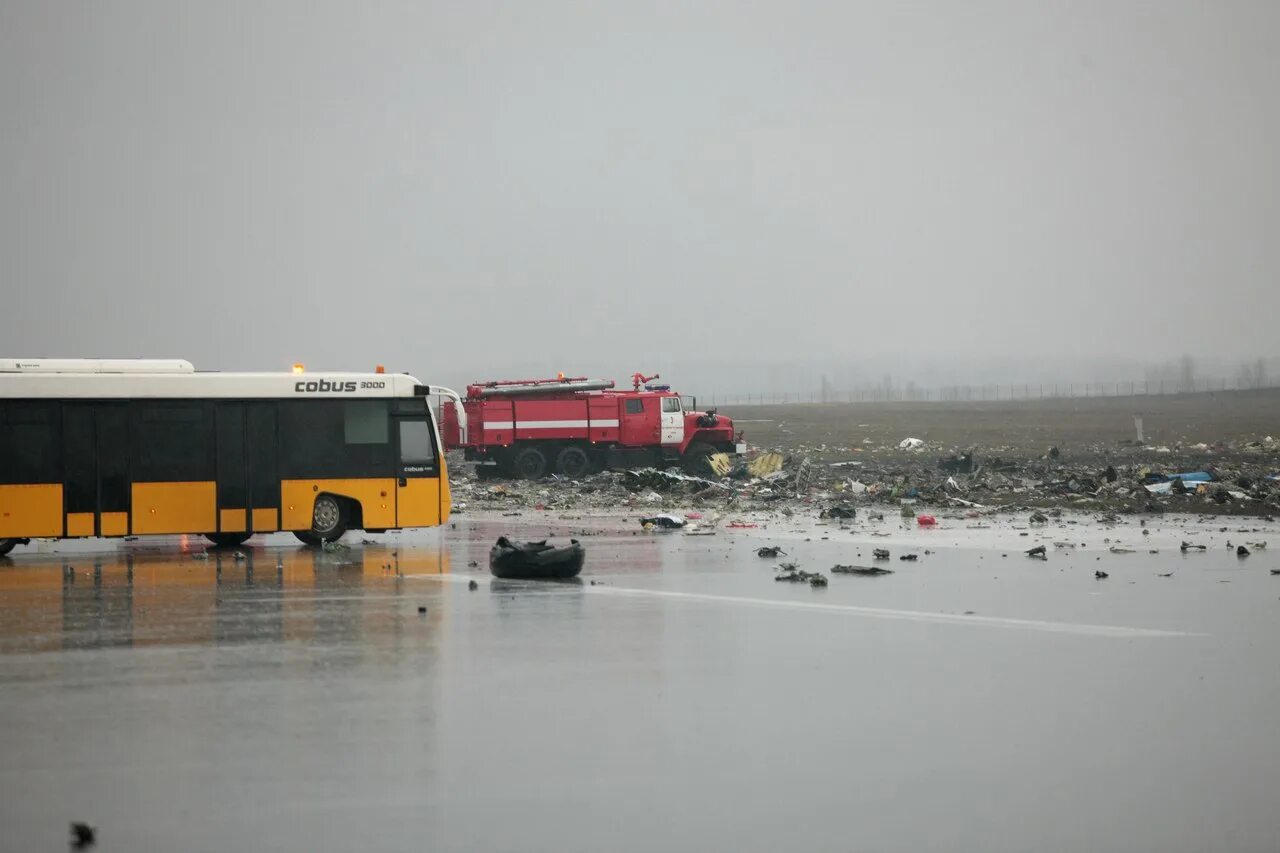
0, 359, 426, 399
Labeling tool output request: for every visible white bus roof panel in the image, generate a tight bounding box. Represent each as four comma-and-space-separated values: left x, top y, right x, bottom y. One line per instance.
0, 371, 425, 399
0, 358, 196, 374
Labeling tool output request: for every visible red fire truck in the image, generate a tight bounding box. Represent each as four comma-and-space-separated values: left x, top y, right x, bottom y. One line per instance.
439, 373, 744, 479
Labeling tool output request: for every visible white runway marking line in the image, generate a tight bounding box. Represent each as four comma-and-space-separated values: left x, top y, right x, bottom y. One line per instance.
406, 575, 1202, 638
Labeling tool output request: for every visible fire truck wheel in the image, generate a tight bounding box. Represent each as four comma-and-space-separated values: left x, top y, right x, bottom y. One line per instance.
513, 447, 548, 480
555, 446, 592, 478
682, 442, 716, 476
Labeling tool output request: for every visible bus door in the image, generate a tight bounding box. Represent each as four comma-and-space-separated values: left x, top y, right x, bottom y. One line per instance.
215, 404, 248, 536
214, 402, 280, 536
394, 414, 441, 527
61, 403, 129, 538
245, 403, 280, 533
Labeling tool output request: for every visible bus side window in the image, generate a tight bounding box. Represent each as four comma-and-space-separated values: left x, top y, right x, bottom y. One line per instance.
131, 402, 214, 482
280, 400, 395, 478
0, 401, 60, 485
399, 420, 436, 466
344, 401, 389, 445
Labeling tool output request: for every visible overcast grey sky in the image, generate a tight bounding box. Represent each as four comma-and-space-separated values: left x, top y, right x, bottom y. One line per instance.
2, 1, 1277, 393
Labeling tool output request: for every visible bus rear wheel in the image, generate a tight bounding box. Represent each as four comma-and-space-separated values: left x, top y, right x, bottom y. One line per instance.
205, 532, 251, 549
512, 447, 548, 480
0, 539, 18, 557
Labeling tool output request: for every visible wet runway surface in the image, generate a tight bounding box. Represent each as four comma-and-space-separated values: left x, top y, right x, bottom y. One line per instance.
2, 513, 1279, 852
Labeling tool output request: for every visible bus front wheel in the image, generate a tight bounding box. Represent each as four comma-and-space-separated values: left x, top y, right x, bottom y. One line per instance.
309, 494, 348, 542
0, 538, 18, 557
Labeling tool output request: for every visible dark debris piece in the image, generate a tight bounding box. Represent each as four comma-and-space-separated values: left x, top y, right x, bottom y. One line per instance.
1180, 541, 1207, 552
831, 564, 893, 576
899, 554, 919, 561
1237, 545, 1250, 557
873, 548, 890, 560
1095, 570, 1109, 579
756, 545, 786, 558
70, 822, 96, 849
1025, 545, 1047, 559
775, 569, 828, 587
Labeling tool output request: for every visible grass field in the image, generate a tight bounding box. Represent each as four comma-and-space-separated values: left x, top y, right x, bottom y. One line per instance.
722, 389, 1280, 462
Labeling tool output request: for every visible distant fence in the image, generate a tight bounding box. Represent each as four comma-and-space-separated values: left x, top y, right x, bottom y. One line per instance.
705, 378, 1279, 407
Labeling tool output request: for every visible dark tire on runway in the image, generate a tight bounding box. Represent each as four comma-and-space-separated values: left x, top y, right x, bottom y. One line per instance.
294, 531, 322, 547
0, 538, 17, 557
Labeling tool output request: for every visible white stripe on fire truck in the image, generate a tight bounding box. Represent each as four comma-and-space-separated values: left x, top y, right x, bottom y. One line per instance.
482, 420, 620, 430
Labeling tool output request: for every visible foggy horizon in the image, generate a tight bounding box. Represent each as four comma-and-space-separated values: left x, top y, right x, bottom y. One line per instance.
3, 1, 1278, 396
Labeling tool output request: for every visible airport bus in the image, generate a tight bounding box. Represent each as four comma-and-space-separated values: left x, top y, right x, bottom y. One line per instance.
0, 359, 454, 555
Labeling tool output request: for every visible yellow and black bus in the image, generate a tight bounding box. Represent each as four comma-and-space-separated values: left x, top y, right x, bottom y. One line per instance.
0, 359, 453, 555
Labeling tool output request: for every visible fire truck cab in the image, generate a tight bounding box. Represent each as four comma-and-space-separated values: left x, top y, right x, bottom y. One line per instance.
440, 373, 743, 479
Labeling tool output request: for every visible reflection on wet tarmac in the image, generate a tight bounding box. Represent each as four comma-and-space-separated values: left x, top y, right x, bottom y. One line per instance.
0, 543, 450, 655
2, 516, 1279, 853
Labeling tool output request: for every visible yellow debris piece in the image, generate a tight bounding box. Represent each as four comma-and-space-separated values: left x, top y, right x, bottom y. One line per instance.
708, 452, 732, 477
747, 452, 784, 478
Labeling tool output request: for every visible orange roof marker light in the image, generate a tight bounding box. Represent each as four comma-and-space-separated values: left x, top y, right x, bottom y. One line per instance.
292, 363, 305, 375
375, 365, 386, 374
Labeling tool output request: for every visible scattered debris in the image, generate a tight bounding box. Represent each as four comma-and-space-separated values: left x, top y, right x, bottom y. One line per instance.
899, 554, 919, 561
1095, 570, 1109, 579
1025, 545, 1047, 559
938, 450, 975, 474
1236, 545, 1250, 557
872, 548, 891, 560
775, 568, 828, 586
468, 579, 479, 590
640, 514, 686, 530
1180, 541, 1207, 552
756, 546, 786, 558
